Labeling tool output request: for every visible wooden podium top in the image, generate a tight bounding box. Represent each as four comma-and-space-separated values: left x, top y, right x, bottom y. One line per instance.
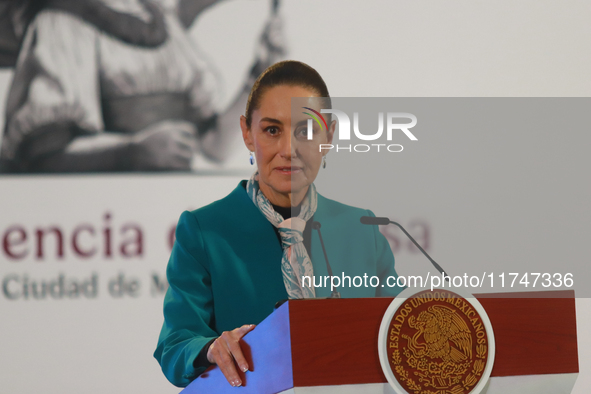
289, 290, 578, 387
184, 290, 578, 393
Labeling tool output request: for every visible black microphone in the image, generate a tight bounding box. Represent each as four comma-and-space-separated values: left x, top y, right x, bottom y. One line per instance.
360, 216, 389, 225
312, 221, 341, 298
360, 216, 450, 281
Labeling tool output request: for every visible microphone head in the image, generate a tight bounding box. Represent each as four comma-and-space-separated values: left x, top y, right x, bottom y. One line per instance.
312, 221, 321, 230
360, 216, 390, 225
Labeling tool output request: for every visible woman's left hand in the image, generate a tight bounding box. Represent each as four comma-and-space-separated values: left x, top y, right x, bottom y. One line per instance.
260, 12, 286, 60
247, 12, 286, 80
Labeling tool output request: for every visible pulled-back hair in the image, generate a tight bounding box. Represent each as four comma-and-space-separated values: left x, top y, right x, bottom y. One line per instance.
245, 60, 331, 128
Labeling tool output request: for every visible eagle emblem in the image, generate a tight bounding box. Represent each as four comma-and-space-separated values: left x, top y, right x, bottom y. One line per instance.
404, 305, 472, 364
384, 290, 491, 394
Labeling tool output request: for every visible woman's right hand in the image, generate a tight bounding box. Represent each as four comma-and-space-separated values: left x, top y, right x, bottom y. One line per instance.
128, 120, 197, 170
207, 324, 256, 387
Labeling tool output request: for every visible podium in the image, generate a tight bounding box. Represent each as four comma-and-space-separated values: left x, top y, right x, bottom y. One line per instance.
181, 290, 578, 394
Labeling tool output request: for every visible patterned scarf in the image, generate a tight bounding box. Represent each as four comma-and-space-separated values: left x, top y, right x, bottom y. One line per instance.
246, 172, 317, 299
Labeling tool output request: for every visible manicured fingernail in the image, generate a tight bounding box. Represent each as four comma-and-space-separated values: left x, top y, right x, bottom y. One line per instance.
235, 379, 242, 387
242, 366, 248, 372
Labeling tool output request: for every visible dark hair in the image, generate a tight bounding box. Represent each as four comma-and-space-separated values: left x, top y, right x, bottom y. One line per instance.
245, 60, 331, 128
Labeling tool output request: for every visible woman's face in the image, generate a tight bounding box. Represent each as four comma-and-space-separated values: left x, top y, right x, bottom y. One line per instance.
241, 85, 334, 207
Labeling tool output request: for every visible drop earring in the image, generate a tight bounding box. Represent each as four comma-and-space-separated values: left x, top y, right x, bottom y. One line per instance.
322, 156, 327, 169
249, 151, 255, 165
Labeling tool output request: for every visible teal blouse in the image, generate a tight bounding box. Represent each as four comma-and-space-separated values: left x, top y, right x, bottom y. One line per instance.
154, 181, 402, 387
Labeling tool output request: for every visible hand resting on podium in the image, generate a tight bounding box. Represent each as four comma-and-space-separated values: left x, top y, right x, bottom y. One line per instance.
206, 324, 256, 387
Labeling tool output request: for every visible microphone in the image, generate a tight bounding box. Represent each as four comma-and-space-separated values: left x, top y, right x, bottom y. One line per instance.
360, 216, 389, 225
360, 216, 449, 281
312, 221, 341, 298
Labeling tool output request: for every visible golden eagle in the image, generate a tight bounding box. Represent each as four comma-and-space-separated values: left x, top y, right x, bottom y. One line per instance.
404, 305, 472, 363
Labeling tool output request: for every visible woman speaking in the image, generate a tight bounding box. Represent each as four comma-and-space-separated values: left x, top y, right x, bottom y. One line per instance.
154, 61, 403, 387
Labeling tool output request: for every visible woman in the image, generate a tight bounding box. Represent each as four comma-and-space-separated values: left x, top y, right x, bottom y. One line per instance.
154, 61, 403, 387
0, 0, 283, 172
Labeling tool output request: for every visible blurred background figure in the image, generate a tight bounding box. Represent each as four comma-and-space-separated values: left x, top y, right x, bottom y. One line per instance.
0, 0, 284, 172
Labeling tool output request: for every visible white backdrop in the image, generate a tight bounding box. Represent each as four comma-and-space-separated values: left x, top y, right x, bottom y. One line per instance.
1, 1, 590, 393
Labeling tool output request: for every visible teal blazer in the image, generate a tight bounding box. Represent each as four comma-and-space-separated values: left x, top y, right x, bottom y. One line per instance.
154, 181, 402, 387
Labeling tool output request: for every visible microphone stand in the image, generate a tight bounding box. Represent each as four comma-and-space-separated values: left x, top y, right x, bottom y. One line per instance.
312, 222, 341, 298
360, 216, 450, 282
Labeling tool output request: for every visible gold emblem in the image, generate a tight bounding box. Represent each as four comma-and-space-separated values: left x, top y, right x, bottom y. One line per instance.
382, 289, 492, 394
